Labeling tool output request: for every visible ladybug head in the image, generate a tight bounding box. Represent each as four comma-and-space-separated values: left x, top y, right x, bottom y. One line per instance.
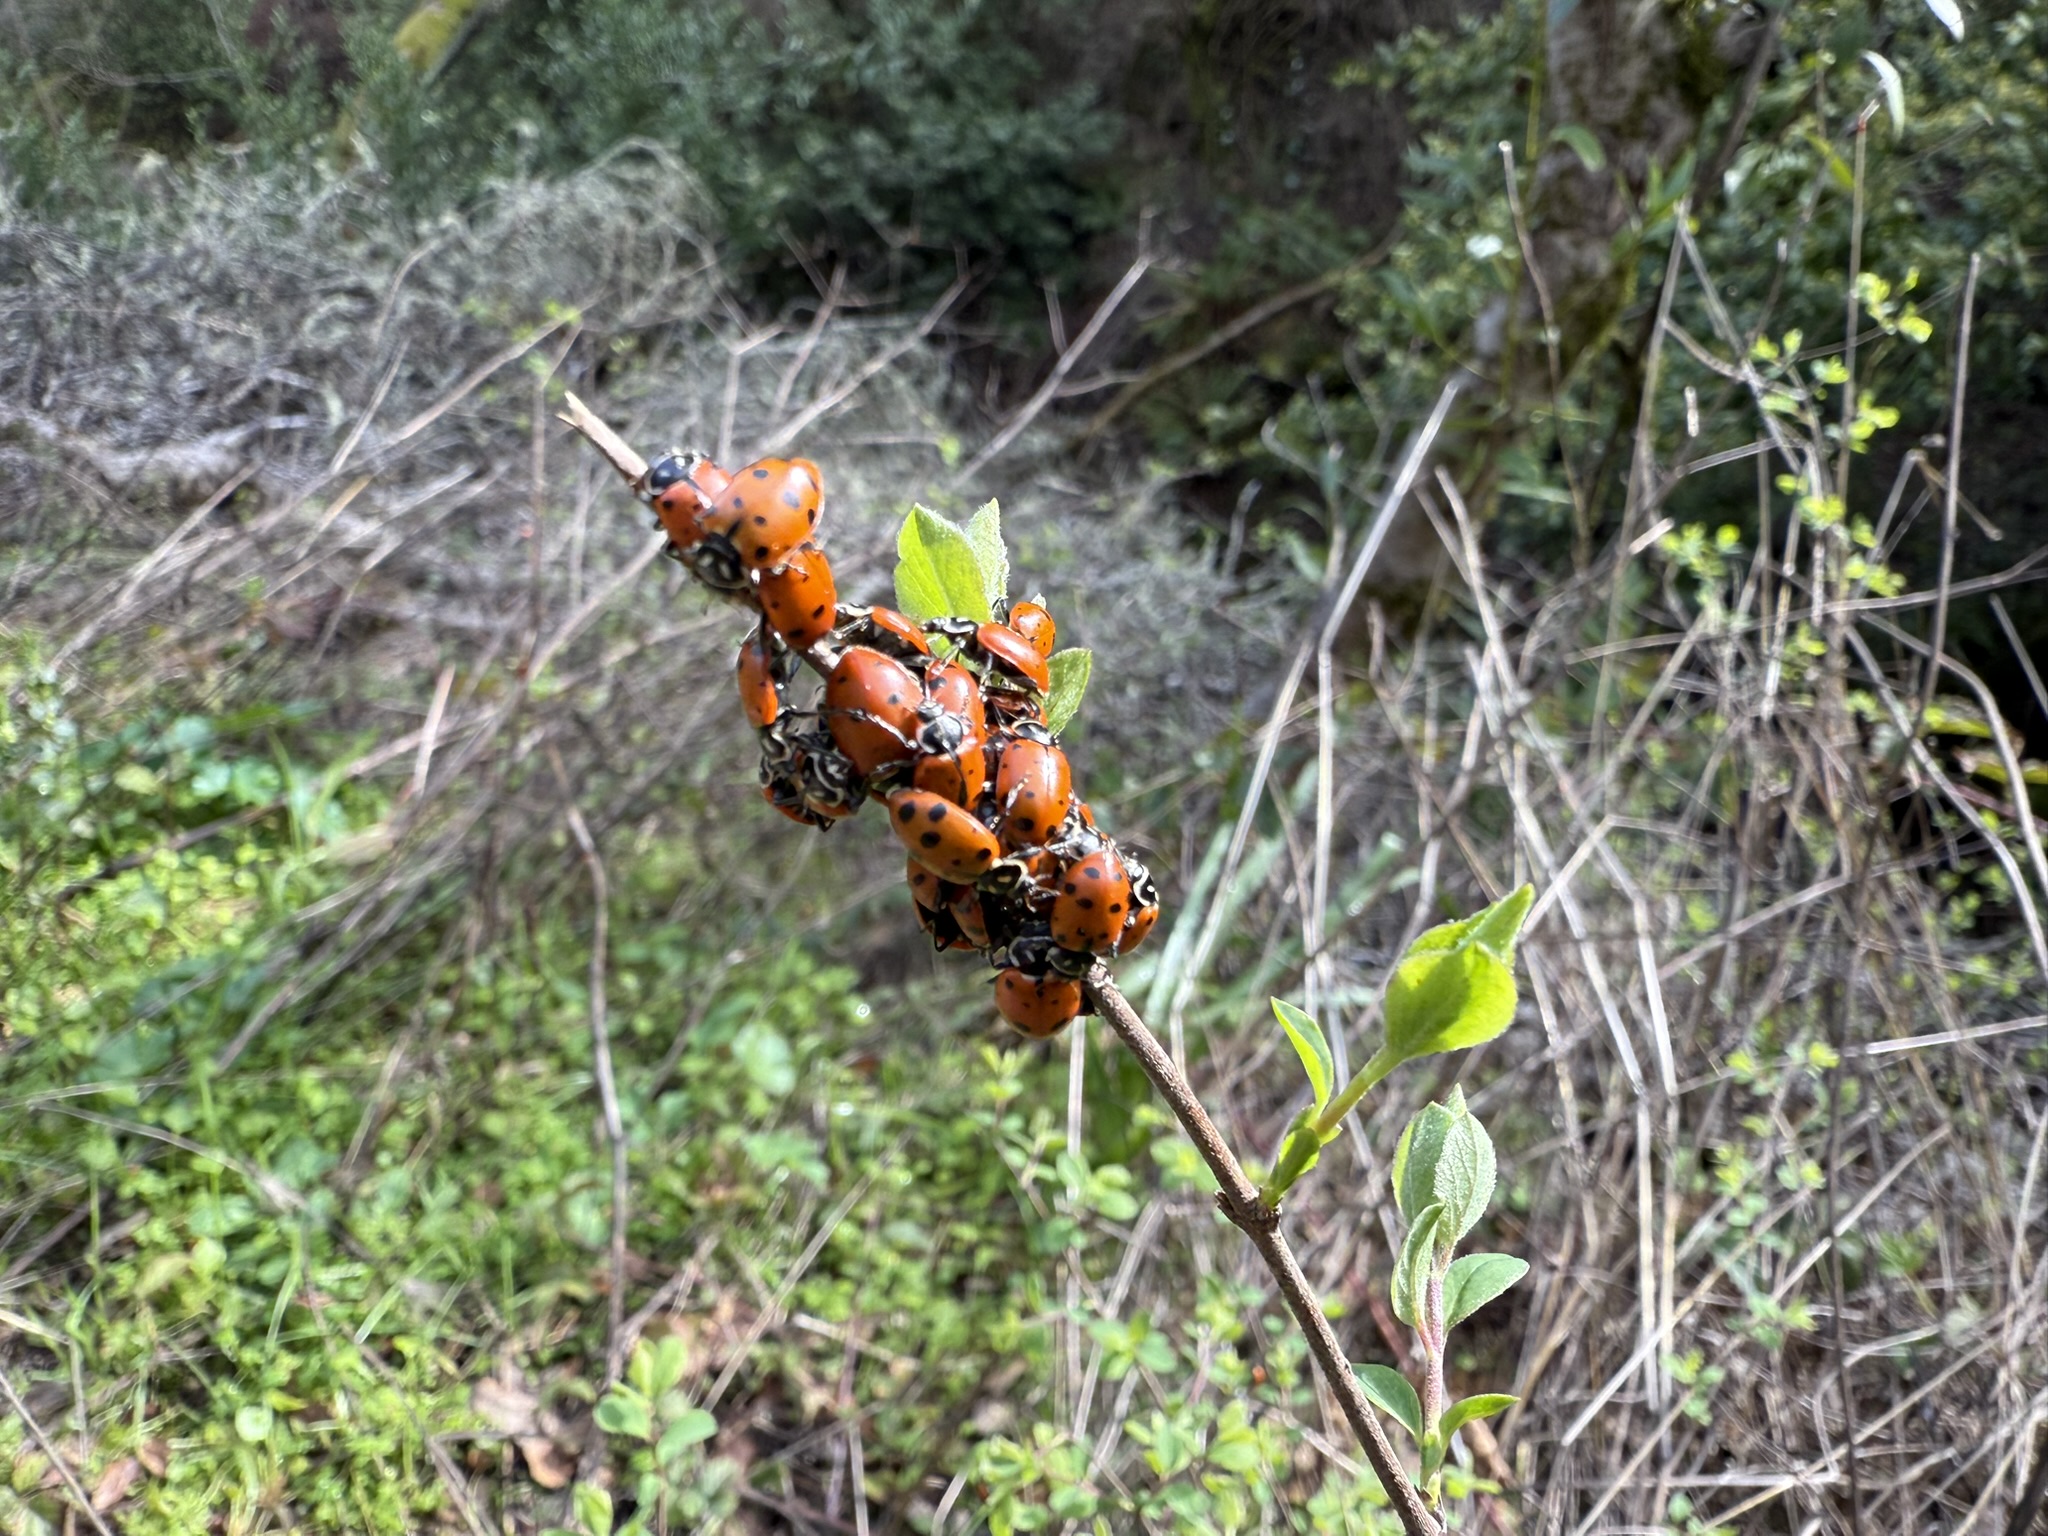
645, 449, 690, 493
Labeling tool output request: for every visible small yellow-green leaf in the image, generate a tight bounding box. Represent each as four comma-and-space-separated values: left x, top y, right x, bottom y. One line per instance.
965, 499, 1008, 608
1045, 648, 1092, 732
894, 506, 992, 622
1272, 998, 1335, 1114
1440, 1393, 1518, 1438
1443, 1252, 1529, 1328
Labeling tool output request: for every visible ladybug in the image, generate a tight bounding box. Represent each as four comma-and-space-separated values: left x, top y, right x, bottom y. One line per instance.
797, 740, 863, 820
925, 617, 1051, 696
906, 857, 950, 913
824, 646, 923, 778
994, 969, 1082, 1038
736, 622, 792, 730
757, 545, 838, 649
648, 452, 729, 551
1005, 599, 1056, 660
1051, 847, 1131, 954
887, 789, 1001, 883
1118, 854, 1162, 955
992, 723, 1072, 851
908, 660, 990, 805
836, 604, 933, 662
970, 621, 1051, 695
668, 528, 752, 598
761, 753, 832, 828
947, 885, 993, 949
699, 458, 823, 573
985, 690, 1046, 731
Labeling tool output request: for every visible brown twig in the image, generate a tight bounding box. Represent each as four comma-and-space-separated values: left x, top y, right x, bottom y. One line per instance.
1085, 970, 1442, 1536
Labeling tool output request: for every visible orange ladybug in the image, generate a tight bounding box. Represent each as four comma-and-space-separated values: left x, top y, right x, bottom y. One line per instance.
887, 789, 1001, 883
1051, 847, 1131, 954
995, 969, 1082, 1038
757, 545, 837, 648
703, 457, 824, 572
1006, 600, 1056, 660
992, 723, 1072, 851
825, 646, 923, 777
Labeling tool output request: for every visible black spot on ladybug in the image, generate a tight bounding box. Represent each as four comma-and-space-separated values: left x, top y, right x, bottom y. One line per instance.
811, 604, 826, 617
782, 491, 801, 508
753, 467, 770, 479
975, 849, 991, 862
753, 545, 770, 560
1078, 897, 1095, 910
920, 831, 942, 848
925, 804, 948, 823
807, 509, 818, 525
896, 803, 916, 823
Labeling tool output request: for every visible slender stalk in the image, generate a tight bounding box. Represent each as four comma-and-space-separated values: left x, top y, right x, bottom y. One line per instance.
1085, 972, 1443, 1536
1261, 1043, 1401, 1204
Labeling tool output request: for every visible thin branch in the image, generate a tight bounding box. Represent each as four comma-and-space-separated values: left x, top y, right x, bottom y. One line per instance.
1085, 971, 1442, 1536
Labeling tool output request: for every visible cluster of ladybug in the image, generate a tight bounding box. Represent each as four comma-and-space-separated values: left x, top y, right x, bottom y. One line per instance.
637, 449, 1159, 1039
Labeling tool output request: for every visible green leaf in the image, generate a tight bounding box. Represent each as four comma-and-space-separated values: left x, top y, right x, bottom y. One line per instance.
656, 1408, 717, 1463
1044, 648, 1092, 733
1272, 999, 1335, 1115
234, 1403, 274, 1443
965, 499, 1009, 608
1860, 52, 1905, 133
593, 1391, 652, 1441
1395, 1088, 1496, 1244
732, 1021, 795, 1097
647, 1336, 688, 1397
1439, 1393, 1518, 1438
1550, 123, 1605, 173
1391, 1204, 1442, 1327
894, 505, 992, 622
1354, 1364, 1423, 1441
1382, 887, 1532, 1064
1443, 1252, 1529, 1328
572, 1482, 615, 1536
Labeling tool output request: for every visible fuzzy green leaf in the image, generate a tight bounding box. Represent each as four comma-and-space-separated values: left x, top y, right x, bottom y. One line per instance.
1354, 1364, 1423, 1441
572, 1483, 614, 1536
656, 1408, 717, 1464
1440, 1393, 1518, 1438
234, 1403, 273, 1443
1272, 998, 1335, 1115
1383, 886, 1532, 1064
1391, 1204, 1442, 1328
894, 506, 992, 622
1044, 648, 1092, 733
1443, 1252, 1529, 1329
1395, 1089, 1496, 1245
593, 1391, 652, 1441
965, 499, 1008, 608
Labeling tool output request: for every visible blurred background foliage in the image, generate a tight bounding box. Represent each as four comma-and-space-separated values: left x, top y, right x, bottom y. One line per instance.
4, 0, 2048, 1532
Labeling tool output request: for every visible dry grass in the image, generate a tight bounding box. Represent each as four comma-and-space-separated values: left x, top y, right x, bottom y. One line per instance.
4, 148, 2046, 1535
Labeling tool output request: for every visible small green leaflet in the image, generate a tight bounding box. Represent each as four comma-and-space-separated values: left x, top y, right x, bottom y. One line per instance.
593, 1392, 651, 1440
1272, 998, 1335, 1115
1550, 122, 1605, 173
1382, 885, 1532, 1063
1439, 1393, 1517, 1438
1391, 1203, 1442, 1328
656, 1408, 718, 1463
1045, 648, 1092, 733
1354, 1364, 1422, 1440
965, 499, 1008, 609
894, 505, 993, 623
1443, 1252, 1529, 1328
